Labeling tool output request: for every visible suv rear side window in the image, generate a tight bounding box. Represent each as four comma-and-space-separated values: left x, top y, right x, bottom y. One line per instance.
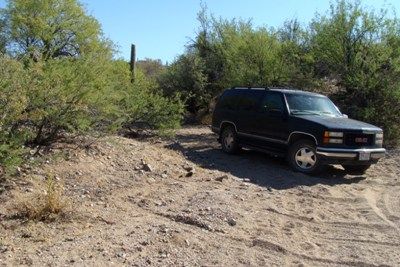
218, 90, 239, 111
261, 92, 285, 112
239, 91, 263, 112
218, 90, 264, 111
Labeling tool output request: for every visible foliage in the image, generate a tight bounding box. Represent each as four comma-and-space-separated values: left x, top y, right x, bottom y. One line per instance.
122, 70, 184, 136
1, 0, 111, 60
137, 58, 165, 80
159, 8, 317, 113
0, 56, 28, 172
158, 53, 208, 113
0, 17, 6, 53
0, 0, 184, 175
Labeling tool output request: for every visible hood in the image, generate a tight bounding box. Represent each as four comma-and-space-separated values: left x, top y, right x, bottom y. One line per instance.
294, 115, 382, 132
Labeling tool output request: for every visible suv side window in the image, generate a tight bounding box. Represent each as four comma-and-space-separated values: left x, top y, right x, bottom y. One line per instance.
261, 92, 285, 113
238, 90, 265, 112
218, 90, 239, 111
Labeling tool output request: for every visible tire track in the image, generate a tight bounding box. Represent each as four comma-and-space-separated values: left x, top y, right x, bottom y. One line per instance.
364, 188, 399, 231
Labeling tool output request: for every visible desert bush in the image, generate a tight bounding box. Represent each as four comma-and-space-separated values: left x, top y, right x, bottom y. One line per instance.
0, 56, 28, 173
16, 174, 67, 221
122, 70, 185, 136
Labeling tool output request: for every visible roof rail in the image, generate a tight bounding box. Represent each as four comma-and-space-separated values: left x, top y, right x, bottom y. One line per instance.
231, 86, 270, 90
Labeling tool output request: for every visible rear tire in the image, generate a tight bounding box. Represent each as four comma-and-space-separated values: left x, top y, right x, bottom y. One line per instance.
342, 164, 371, 175
288, 140, 323, 174
220, 126, 239, 154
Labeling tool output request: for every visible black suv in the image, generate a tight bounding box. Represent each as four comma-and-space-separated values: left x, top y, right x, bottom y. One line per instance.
211, 87, 386, 174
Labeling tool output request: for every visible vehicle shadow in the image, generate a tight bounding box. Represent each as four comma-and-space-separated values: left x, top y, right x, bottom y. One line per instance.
166, 127, 366, 190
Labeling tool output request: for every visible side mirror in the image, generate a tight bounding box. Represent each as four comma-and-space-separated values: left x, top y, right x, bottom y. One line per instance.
342, 114, 349, 118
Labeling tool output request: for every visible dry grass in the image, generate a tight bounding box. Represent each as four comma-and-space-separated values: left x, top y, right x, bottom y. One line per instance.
16, 174, 67, 222
199, 113, 212, 125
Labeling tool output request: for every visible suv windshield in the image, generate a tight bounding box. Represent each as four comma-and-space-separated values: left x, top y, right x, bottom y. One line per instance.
285, 94, 342, 117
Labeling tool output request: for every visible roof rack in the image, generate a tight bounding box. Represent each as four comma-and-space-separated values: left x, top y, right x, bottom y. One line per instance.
231, 86, 270, 90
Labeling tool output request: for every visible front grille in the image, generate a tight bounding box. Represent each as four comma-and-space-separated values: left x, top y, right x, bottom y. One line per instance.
344, 133, 374, 147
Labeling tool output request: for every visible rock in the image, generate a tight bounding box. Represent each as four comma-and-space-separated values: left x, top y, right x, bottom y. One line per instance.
161, 173, 168, 179
21, 232, 32, 238
243, 178, 251, 183
185, 171, 194, 177
215, 175, 229, 182
227, 218, 237, 226
142, 163, 153, 172
0, 245, 8, 253
159, 250, 168, 258
116, 252, 126, 258
183, 165, 194, 172
140, 241, 149, 246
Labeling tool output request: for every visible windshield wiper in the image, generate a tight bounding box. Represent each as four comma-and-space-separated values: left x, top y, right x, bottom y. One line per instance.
290, 110, 321, 115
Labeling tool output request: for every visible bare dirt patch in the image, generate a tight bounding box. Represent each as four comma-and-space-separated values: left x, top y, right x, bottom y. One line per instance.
1, 126, 399, 266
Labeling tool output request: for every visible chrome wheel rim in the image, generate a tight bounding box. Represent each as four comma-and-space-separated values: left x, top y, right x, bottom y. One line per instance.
224, 132, 234, 149
295, 147, 316, 170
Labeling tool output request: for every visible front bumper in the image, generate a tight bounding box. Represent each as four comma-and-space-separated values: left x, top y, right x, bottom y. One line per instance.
316, 147, 386, 164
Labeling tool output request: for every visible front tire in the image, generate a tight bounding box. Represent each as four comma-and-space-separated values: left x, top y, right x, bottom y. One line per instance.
342, 164, 371, 175
220, 126, 239, 154
288, 140, 322, 174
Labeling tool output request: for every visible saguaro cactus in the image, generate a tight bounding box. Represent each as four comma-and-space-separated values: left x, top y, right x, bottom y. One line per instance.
130, 44, 136, 82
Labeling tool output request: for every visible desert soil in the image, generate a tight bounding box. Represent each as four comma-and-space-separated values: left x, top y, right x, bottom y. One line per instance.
0, 126, 399, 266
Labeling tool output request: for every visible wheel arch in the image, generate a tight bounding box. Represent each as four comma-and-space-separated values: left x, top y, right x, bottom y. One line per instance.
288, 132, 318, 146
220, 121, 238, 134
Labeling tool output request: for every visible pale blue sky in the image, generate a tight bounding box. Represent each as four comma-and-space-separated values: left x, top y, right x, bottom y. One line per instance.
1, 0, 399, 63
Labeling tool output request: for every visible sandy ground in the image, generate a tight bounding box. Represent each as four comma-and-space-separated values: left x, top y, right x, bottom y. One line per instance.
0, 126, 399, 266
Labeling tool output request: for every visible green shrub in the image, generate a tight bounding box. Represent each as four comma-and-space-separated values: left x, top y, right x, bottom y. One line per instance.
0, 56, 28, 173
123, 70, 184, 136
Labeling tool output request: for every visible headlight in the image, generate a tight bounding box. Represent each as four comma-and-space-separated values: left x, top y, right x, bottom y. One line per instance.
323, 131, 344, 144
324, 131, 344, 138
376, 133, 383, 145
323, 138, 343, 144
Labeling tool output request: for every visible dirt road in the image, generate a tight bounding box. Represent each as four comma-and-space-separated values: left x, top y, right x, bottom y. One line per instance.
1, 126, 399, 266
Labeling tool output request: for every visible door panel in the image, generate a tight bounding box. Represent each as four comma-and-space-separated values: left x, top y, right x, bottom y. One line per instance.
248, 92, 289, 147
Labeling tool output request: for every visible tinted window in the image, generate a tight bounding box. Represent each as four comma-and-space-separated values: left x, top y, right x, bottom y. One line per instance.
218, 90, 264, 112
218, 90, 239, 111
261, 92, 285, 112
238, 91, 263, 112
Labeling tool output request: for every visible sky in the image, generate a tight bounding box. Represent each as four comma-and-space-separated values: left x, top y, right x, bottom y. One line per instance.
1, 0, 400, 63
